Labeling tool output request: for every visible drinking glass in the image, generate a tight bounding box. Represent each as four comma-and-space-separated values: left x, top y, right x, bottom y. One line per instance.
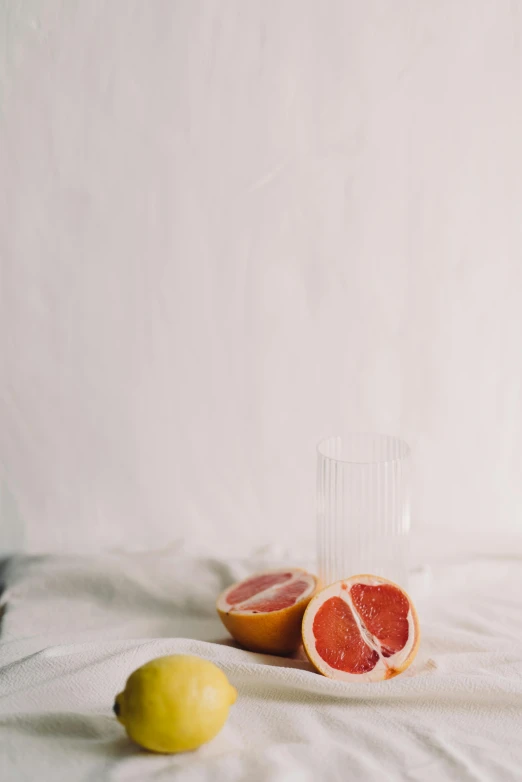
317, 433, 411, 587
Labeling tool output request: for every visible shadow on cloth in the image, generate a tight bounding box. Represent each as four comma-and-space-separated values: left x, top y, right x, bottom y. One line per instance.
0, 711, 137, 757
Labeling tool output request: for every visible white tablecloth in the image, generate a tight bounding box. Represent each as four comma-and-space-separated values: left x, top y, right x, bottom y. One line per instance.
0, 549, 521, 781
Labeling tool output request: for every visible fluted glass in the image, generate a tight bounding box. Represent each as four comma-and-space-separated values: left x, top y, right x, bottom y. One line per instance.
317, 433, 411, 588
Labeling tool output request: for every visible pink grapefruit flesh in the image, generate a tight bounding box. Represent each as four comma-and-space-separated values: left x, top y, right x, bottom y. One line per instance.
225, 572, 293, 608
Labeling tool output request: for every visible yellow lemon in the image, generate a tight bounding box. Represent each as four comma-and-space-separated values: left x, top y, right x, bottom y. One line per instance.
114, 655, 237, 753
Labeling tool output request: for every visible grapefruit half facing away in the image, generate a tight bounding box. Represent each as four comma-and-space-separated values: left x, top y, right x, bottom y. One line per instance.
217, 568, 319, 655
302, 575, 420, 682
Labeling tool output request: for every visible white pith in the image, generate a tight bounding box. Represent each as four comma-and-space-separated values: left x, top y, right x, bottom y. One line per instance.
303, 576, 416, 682
216, 569, 316, 615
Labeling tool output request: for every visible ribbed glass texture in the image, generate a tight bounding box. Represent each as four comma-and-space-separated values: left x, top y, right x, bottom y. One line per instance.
317, 433, 411, 588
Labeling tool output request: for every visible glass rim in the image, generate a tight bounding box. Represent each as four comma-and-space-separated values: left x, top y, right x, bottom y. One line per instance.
317, 432, 411, 465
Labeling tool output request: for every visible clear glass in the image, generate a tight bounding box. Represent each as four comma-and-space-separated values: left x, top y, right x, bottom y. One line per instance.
317, 433, 411, 588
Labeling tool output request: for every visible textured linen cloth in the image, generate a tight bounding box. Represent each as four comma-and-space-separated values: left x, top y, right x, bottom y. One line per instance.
0, 549, 521, 781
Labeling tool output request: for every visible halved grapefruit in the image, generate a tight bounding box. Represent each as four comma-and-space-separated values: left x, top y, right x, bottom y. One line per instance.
302, 575, 420, 681
217, 568, 319, 655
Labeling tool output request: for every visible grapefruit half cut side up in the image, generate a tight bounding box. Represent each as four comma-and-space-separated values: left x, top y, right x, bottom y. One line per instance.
302, 575, 420, 681
217, 568, 319, 655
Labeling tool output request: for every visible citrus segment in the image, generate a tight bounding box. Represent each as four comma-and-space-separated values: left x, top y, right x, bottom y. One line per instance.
313, 596, 380, 674
225, 572, 292, 606
217, 568, 319, 655
302, 575, 420, 682
240, 579, 312, 612
350, 583, 410, 658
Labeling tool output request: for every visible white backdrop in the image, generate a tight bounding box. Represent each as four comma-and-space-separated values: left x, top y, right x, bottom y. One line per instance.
1, 0, 522, 557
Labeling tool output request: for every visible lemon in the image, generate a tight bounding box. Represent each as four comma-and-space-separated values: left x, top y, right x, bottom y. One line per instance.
114, 654, 237, 753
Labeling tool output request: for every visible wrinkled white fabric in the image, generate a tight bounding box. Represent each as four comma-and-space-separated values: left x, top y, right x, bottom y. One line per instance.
0, 551, 521, 781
